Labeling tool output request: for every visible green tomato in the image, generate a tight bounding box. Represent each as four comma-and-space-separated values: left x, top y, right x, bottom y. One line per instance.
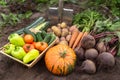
23, 49, 39, 64
11, 46, 26, 60
8, 33, 25, 46
4, 44, 15, 55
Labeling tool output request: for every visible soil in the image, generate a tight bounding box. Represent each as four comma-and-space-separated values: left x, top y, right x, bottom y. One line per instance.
0, 1, 120, 80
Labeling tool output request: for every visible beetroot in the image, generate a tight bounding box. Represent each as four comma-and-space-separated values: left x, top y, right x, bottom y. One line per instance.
74, 47, 85, 60
97, 52, 115, 67
80, 60, 96, 74
85, 48, 98, 60
96, 41, 106, 53
81, 35, 96, 49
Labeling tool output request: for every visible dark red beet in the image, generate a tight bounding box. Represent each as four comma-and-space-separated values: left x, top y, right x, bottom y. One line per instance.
97, 52, 115, 67
80, 60, 96, 74
81, 35, 96, 49
85, 48, 98, 60
74, 47, 85, 60
96, 41, 106, 53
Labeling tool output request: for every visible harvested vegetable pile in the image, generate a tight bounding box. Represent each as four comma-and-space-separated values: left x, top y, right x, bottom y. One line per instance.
72, 9, 120, 74
1, 8, 120, 76
75, 34, 116, 74
42, 9, 120, 75
44, 9, 120, 75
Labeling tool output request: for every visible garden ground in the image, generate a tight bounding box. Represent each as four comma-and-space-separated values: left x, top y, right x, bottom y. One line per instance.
0, 1, 120, 80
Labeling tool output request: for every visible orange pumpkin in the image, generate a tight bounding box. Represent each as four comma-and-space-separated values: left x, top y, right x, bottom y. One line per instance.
45, 44, 76, 75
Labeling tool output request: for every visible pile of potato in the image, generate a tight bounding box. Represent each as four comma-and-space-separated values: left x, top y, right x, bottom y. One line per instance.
47, 22, 77, 45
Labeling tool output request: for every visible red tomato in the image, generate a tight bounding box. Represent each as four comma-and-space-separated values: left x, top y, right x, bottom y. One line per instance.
23, 44, 35, 52
39, 42, 48, 51
34, 42, 48, 51
32, 42, 36, 48
34, 42, 41, 50
24, 34, 34, 43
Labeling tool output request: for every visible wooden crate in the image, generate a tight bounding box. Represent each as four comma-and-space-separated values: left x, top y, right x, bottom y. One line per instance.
0, 38, 56, 68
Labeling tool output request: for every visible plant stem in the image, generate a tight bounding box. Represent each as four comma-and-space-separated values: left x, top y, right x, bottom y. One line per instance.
93, 32, 115, 39
109, 46, 117, 56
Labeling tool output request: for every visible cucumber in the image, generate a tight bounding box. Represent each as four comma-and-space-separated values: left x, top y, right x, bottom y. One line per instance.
15, 17, 45, 34
36, 32, 43, 42
35, 21, 49, 31
23, 28, 37, 42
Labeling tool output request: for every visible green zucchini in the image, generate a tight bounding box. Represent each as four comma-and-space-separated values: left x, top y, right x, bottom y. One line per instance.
35, 21, 50, 31
23, 28, 37, 42
36, 32, 43, 42
14, 17, 45, 34
48, 34, 56, 45
41, 31, 47, 39
43, 34, 51, 44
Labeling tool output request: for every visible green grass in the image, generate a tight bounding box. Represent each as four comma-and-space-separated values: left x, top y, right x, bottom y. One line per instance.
0, 0, 7, 7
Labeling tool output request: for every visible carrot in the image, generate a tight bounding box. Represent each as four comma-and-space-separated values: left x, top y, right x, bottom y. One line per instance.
69, 30, 79, 48
77, 32, 88, 49
72, 32, 84, 49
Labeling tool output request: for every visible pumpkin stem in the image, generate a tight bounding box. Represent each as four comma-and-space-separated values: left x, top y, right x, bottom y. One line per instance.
60, 50, 66, 58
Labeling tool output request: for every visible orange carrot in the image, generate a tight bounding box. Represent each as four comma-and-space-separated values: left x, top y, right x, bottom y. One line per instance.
77, 32, 88, 49
72, 32, 84, 49
69, 30, 79, 48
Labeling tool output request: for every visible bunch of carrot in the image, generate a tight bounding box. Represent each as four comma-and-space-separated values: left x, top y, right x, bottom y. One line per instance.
69, 10, 102, 49
69, 27, 89, 49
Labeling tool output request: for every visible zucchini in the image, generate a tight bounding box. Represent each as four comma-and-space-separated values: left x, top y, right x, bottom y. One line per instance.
43, 34, 51, 44
41, 31, 47, 39
14, 17, 45, 34
35, 21, 49, 31
23, 28, 37, 42
48, 34, 56, 45
36, 32, 43, 42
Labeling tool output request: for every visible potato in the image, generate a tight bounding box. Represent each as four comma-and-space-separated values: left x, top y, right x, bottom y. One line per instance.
60, 37, 66, 41
61, 28, 69, 37
47, 28, 52, 33
60, 22, 67, 28
67, 26, 70, 29
69, 25, 78, 33
57, 23, 61, 27
66, 35, 71, 42
59, 40, 68, 45
51, 26, 61, 37
55, 37, 60, 44
69, 32, 72, 35
58, 26, 61, 30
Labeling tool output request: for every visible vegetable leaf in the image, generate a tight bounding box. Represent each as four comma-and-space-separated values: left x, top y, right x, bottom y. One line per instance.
73, 9, 102, 32
110, 21, 120, 31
